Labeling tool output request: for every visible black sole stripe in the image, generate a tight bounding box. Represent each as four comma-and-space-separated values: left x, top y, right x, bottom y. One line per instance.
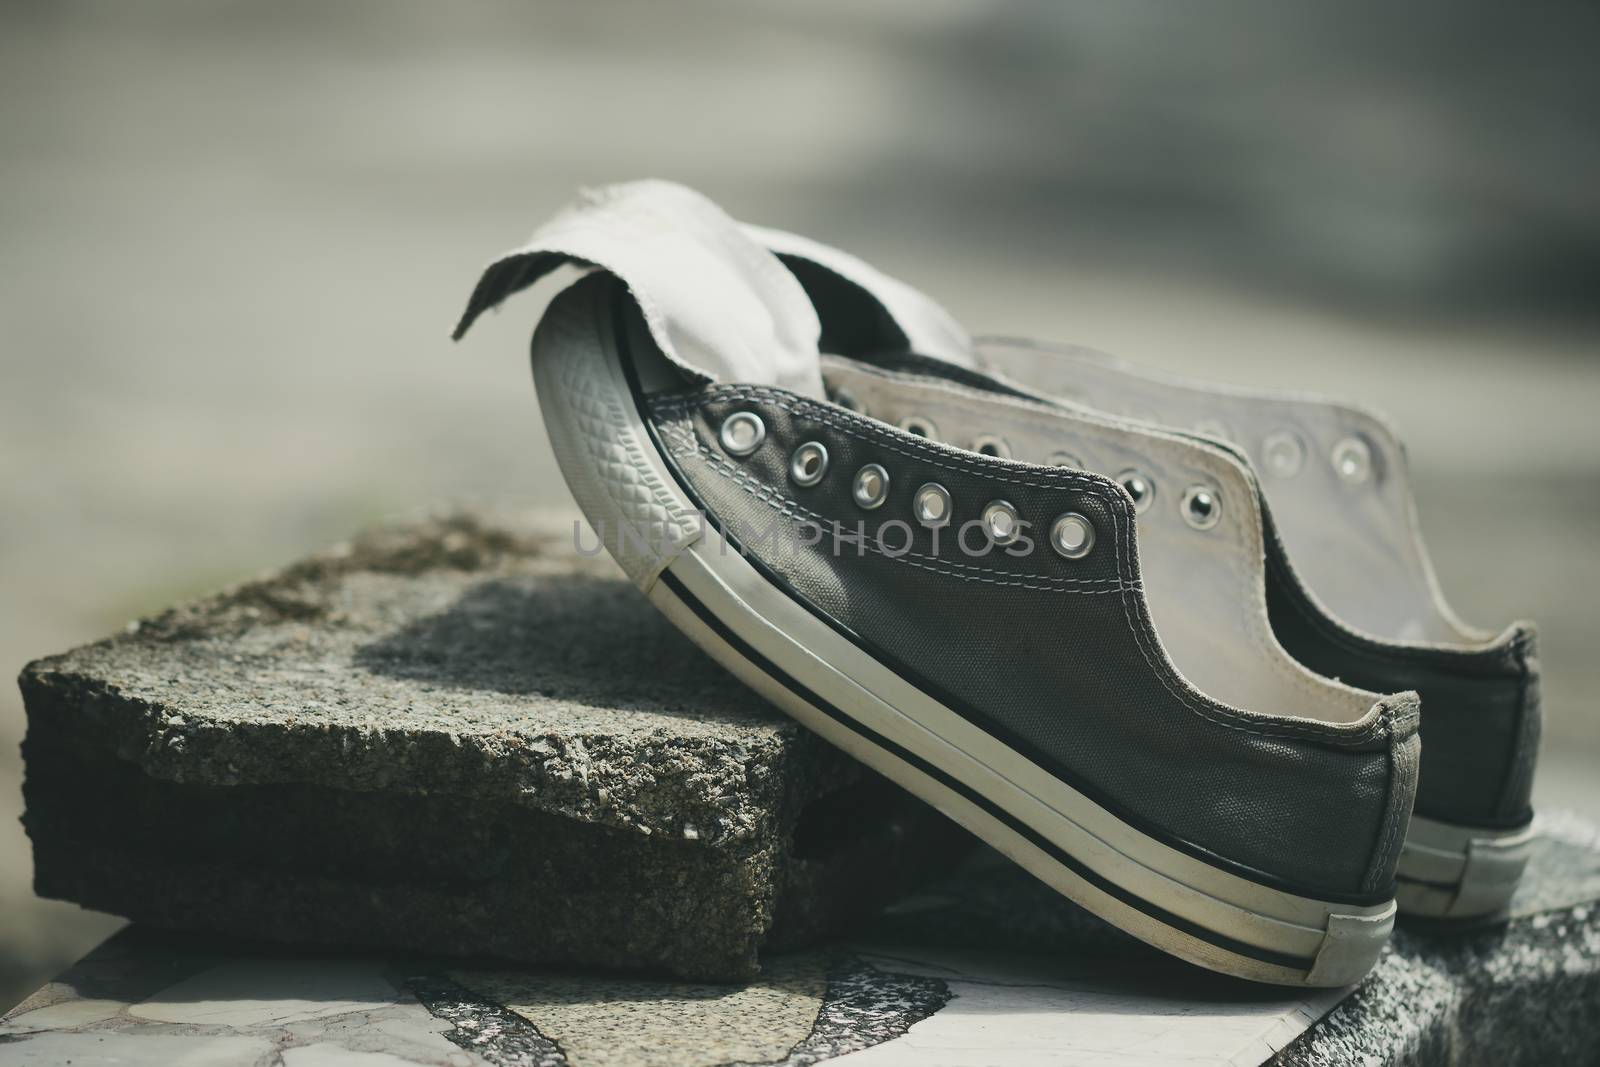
1411, 813, 1536, 834
1395, 873, 1464, 891
657, 568, 1319, 974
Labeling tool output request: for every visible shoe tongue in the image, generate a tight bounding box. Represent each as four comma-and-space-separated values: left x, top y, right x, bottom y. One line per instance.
454, 180, 827, 399
745, 224, 978, 370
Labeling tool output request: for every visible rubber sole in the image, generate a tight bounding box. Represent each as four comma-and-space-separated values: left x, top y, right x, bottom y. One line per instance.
529, 277, 1396, 987
1395, 814, 1536, 920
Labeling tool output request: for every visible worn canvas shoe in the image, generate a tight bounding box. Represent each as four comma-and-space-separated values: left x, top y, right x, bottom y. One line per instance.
456, 182, 1419, 985
748, 227, 1540, 921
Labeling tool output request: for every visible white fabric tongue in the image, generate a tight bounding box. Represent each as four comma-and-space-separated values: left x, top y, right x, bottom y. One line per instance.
744, 223, 979, 369
454, 180, 828, 399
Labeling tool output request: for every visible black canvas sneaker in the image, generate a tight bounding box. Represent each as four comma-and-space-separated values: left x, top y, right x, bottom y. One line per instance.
749, 225, 1540, 921
456, 182, 1419, 985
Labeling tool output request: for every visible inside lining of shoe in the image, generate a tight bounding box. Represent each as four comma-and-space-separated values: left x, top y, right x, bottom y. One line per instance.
974, 338, 1493, 648
749, 224, 976, 369
773, 253, 912, 360
453, 180, 829, 401
821, 356, 1382, 726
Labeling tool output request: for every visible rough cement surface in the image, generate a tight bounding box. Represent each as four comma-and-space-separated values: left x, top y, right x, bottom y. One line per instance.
18, 509, 966, 980
1275, 810, 1600, 1066
2, 816, 1596, 1064
22, 511, 849, 843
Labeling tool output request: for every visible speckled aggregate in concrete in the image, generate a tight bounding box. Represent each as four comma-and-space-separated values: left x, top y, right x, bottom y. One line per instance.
1274, 810, 1600, 1066
23, 512, 831, 840
2, 817, 1597, 1065
17, 509, 965, 980
450, 954, 829, 1067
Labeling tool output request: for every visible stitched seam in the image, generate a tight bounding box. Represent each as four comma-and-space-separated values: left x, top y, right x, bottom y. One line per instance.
652, 403, 1126, 585
661, 423, 1128, 594
1494, 636, 1539, 821
656, 389, 1118, 492
1266, 545, 1517, 673
857, 371, 1344, 703
658, 402, 1388, 748
829, 360, 1238, 459
1363, 719, 1410, 893
757, 375, 1386, 742
672, 423, 1121, 584
1108, 476, 1386, 745
665, 400, 1387, 745
831, 370, 1340, 706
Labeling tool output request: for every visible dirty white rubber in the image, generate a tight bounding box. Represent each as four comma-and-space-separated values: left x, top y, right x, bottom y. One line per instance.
530, 279, 1396, 987
1396, 814, 1536, 920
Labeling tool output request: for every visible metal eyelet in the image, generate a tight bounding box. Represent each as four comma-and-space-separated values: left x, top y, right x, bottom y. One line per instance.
981, 500, 1022, 545
718, 411, 766, 457
853, 464, 890, 510
1181, 484, 1222, 530
1261, 430, 1305, 478
1049, 513, 1095, 559
914, 482, 952, 527
1331, 436, 1373, 485
899, 415, 938, 439
1116, 469, 1156, 513
972, 434, 1011, 459
833, 389, 864, 415
789, 442, 829, 487
1048, 451, 1085, 470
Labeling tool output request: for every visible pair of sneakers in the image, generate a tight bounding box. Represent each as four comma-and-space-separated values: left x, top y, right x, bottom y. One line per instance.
455, 181, 1540, 987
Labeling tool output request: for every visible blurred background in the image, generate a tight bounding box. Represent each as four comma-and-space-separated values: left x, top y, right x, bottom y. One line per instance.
2, 0, 1597, 1010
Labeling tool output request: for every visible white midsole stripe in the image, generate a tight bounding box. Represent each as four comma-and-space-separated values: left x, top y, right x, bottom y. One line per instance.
1406, 813, 1539, 852
1396, 814, 1536, 917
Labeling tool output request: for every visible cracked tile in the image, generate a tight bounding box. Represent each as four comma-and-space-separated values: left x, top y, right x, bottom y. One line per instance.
129, 958, 400, 1027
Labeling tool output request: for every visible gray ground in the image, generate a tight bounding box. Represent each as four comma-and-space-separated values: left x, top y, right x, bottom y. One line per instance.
3, 1, 1597, 1011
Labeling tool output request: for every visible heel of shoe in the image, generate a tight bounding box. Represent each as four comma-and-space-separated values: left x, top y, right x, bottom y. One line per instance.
1396, 814, 1537, 920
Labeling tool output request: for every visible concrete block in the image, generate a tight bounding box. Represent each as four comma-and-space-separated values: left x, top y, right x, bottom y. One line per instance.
18, 509, 967, 981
